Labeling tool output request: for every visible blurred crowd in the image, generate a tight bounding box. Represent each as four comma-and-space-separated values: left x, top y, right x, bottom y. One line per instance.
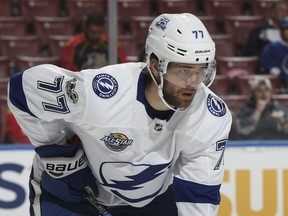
2, 0, 288, 143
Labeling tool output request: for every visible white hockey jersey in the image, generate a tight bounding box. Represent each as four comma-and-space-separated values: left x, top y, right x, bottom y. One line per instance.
8, 62, 232, 215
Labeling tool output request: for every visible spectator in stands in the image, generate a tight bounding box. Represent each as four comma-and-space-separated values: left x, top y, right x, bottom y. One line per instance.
235, 76, 288, 140
243, 0, 288, 57
260, 16, 288, 91
61, 11, 128, 71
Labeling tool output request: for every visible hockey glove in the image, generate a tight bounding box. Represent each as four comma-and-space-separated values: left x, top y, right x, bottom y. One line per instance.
34, 138, 98, 203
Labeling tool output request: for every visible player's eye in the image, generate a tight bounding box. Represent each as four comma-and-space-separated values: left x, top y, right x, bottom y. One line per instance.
178, 68, 204, 77
179, 69, 190, 74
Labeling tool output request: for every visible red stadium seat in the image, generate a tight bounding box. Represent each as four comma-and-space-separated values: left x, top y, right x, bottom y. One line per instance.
19, 0, 62, 22
235, 74, 282, 95
0, 56, 11, 78
118, 34, 140, 61
0, 35, 42, 63
16, 55, 60, 72
0, 77, 9, 96
204, 0, 245, 22
47, 35, 72, 57
212, 34, 237, 56
0, 95, 7, 143
216, 56, 260, 75
209, 75, 231, 95
0, 16, 27, 36
223, 15, 264, 46
130, 16, 155, 47
199, 16, 218, 34
157, 0, 199, 15
250, 0, 278, 19
33, 17, 75, 45
118, 0, 154, 23
273, 94, 288, 107
0, 77, 8, 143
66, 0, 106, 23
0, 1, 14, 17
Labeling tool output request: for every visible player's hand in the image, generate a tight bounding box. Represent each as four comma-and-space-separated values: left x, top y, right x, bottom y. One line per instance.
35, 138, 98, 203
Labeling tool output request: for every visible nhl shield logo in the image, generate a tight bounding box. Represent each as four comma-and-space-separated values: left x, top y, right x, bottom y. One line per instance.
92, 73, 118, 99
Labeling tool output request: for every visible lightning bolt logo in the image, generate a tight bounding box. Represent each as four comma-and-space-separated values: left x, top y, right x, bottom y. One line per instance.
92, 73, 118, 99
213, 98, 221, 110
99, 161, 172, 203
97, 80, 114, 90
207, 94, 226, 117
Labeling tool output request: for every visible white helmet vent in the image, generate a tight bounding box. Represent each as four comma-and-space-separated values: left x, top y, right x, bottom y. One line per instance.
167, 43, 187, 56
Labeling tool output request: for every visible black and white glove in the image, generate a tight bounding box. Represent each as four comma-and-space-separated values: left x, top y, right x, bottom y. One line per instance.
35, 138, 98, 203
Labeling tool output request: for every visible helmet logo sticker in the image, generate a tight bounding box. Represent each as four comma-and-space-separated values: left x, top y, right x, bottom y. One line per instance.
155, 17, 169, 30
92, 73, 118, 99
207, 94, 226, 117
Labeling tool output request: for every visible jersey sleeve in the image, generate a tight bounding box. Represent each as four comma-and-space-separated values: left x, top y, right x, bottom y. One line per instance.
173, 113, 232, 216
8, 64, 86, 146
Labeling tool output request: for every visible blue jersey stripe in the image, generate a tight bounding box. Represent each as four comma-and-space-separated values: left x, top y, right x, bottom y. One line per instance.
9, 72, 36, 117
173, 177, 221, 205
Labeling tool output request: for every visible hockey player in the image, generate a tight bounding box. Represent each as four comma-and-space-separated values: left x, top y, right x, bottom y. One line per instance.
8, 13, 232, 216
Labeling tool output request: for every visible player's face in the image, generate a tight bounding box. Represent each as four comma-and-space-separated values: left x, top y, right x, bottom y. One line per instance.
85, 24, 105, 45
162, 62, 207, 108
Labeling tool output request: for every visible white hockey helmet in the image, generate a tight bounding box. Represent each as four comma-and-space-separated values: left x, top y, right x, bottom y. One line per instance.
145, 13, 216, 86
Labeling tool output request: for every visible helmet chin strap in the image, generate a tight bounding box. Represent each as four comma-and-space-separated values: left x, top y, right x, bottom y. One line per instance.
147, 66, 182, 112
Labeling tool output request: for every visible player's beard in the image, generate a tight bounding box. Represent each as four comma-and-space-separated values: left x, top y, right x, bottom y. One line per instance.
162, 79, 197, 109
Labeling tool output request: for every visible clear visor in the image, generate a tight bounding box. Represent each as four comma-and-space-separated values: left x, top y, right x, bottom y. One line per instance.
163, 63, 208, 89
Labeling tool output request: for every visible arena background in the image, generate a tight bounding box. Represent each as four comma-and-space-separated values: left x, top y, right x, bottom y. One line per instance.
1, 1, 288, 216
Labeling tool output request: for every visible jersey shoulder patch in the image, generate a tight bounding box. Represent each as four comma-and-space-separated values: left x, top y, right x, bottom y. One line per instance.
92, 73, 118, 99
206, 94, 226, 117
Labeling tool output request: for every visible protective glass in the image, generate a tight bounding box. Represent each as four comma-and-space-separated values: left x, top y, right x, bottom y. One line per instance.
202, 59, 216, 87
163, 63, 208, 88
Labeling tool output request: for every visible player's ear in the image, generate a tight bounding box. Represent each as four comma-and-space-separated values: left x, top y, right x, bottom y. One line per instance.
150, 58, 160, 78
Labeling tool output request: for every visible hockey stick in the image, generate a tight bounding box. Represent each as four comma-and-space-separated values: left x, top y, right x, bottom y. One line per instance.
85, 186, 112, 216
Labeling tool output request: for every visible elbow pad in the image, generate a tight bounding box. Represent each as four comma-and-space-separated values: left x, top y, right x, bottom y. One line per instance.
34, 138, 98, 203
